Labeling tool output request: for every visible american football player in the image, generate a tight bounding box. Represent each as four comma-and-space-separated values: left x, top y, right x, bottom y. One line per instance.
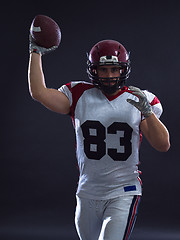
28, 38, 170, 240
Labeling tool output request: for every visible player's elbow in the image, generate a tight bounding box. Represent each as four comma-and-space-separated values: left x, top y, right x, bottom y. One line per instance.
29, 90, 41, 101
29, 87, 45, 103
161, 141, 170, 152
154, 139, 170, 152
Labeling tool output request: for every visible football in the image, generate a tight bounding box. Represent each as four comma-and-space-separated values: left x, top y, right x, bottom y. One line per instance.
30, 15, 61, 48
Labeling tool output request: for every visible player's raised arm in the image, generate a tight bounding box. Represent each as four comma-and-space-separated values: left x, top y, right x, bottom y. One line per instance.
28, 53, 70, 114
28, 15, 70, 115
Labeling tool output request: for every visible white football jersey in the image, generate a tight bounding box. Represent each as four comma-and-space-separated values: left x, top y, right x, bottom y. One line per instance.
59, 81, 162, 200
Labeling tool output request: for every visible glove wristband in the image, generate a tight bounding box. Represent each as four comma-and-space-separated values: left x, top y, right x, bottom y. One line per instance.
30, 47, 42, 55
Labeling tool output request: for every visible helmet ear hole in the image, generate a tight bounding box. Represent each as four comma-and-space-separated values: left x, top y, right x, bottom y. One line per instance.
92, 68, 97, 74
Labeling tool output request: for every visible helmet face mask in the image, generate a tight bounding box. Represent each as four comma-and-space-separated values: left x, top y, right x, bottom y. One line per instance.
96, 77, 123, 95
87, 40, 131, 94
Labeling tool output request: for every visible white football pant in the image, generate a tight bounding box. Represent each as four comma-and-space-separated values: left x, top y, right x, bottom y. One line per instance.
75, 195, 141, 240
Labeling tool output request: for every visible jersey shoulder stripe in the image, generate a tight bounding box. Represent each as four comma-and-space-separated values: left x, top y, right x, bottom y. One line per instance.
143, 90, 160, 106
142, 90, 162, 119
68, 82, 94, 118
58, 81, 95, 118
150, 95, 160, 106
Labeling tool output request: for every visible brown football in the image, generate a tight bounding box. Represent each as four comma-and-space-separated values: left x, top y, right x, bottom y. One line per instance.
30, 15, 61, 48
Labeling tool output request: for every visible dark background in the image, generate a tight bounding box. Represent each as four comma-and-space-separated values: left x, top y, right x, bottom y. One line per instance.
1, 0, 179, 239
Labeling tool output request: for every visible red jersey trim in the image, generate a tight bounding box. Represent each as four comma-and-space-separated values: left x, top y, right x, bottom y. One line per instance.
150, 96, 160, 106
104, 86, 129, 101
66, 82, 94, 125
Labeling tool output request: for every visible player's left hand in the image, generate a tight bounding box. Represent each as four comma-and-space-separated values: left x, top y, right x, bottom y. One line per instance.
127, 86, 153, 118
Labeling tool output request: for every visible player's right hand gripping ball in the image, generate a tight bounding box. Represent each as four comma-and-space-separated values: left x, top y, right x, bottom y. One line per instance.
29, 15, 61, 55
127, 86, 153, 118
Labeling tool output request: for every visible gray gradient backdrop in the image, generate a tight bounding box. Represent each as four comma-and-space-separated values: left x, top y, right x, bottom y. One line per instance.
1, 0, 179, 239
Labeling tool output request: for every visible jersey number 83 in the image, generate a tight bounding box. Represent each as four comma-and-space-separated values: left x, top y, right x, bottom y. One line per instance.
81, 120, 133, 161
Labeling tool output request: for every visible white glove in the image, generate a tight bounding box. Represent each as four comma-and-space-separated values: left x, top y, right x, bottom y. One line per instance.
127, 86, 153, 118
29, 35, 58, 55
